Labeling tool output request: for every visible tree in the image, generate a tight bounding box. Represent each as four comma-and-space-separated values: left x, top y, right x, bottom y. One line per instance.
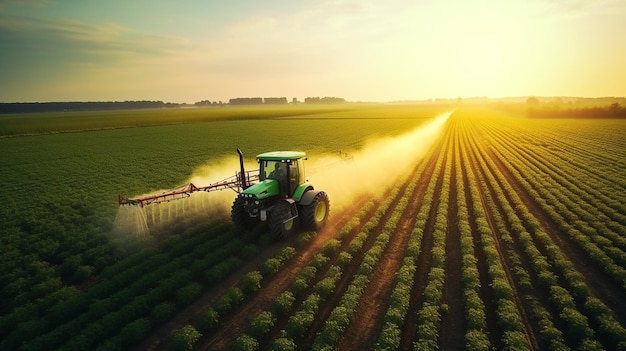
526, 96, 539, 105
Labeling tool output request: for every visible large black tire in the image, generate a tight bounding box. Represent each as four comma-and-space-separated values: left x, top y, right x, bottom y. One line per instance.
301, 191, 330, 231
268, 201, 299, 239
231, 195, 258, 229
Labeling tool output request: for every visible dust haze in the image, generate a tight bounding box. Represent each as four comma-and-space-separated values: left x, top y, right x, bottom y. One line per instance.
111, 111, 451, 239
111, 158, 249, 244
307, 111, 451, 211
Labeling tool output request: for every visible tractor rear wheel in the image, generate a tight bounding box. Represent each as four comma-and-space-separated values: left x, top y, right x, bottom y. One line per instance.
269, 201, 298, 239
301, 191, 329, 231
231, 195, 258, 229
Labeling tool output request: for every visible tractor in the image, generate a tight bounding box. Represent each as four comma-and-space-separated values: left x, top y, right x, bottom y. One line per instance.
232, 150, 330, 238
118, 149, 330, 238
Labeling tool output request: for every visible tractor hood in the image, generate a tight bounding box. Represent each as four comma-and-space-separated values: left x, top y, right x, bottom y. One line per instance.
243, 179, 280, 200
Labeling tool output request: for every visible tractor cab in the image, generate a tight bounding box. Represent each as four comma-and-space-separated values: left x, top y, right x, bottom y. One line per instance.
258, 151, 306, 197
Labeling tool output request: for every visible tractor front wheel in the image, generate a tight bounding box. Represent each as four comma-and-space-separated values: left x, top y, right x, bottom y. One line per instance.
231, 195, 258, 229
268, 201, 298, 239
301, 191, 330, 231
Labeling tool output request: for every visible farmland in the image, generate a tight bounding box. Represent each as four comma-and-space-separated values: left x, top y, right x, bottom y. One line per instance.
1, 104, 625, 350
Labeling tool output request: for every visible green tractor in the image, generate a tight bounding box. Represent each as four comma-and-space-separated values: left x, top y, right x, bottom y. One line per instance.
231, 150, 330, 238
118, 149, 329, 238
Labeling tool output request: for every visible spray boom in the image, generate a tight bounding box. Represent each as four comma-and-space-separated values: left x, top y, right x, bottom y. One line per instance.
118, 149, 259, 207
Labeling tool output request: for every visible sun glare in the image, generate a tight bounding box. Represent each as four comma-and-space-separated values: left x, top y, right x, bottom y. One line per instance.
453, 34, 509, 92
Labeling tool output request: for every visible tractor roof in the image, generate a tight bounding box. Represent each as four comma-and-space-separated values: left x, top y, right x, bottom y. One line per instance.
256, 151, 306, 161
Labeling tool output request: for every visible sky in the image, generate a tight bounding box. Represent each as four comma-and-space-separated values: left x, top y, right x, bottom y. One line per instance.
1, 0, 625, 103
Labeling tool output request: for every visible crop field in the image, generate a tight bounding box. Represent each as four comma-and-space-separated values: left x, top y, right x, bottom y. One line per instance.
1, 104, 625, 351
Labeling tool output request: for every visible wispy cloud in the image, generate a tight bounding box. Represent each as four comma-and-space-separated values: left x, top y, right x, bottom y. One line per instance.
0, 13, 195, 101
0, 0, 53, 11
0, 14, 186, 62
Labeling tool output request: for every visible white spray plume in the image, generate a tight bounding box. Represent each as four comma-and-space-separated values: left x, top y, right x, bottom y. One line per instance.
306, 111, 452, 211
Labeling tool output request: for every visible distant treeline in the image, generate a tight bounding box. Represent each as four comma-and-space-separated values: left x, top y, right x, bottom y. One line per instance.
228, 96, 345, 105
304, 96, 346, 104
2, 96, 347, 113
0, 101, 179, 114
527, 103, 626, 119
229, 97, 279, 105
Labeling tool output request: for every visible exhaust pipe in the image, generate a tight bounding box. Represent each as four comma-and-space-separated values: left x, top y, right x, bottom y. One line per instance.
237, 148, 248, 189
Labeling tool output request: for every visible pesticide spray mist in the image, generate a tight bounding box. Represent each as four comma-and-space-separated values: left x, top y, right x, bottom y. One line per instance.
307, 111, 452, 211
111, 110, 451, 242
112, 156, 255, 244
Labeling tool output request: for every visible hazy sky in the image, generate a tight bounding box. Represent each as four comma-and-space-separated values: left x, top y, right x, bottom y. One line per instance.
1, 0, 624, 103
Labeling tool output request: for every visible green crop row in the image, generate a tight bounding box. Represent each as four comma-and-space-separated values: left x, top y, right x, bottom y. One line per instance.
1, 105, 446, 350
455, 110, 626, 350
221, 150, 429, 351
2, 223, 247, 351
452, 124, 491, 351
469, 116, 626, 350
373, 128, 440, 351
485, 121, 626, 255
304, 181, 404, 349
479, 118, 626, 288
459, 118, 531, 351
463, 122, 576, 350
462, 122, 559, 350
413, 130, 451, 351
0, 105, 441, 331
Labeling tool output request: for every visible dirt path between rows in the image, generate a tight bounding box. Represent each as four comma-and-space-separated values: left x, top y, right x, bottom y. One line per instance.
335, 133, 443, 350
398, 134, 448, 351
